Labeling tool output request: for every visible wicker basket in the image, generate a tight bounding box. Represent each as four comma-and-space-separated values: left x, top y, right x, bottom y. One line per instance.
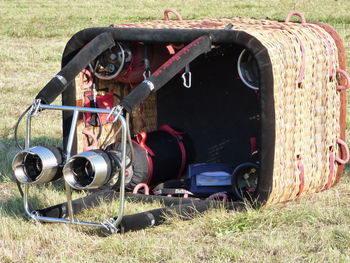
64, 11, 349, 206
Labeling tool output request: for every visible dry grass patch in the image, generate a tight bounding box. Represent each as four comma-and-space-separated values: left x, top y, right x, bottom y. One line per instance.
0, 177, 349, 262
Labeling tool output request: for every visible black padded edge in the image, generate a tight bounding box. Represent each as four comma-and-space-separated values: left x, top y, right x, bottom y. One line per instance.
60, 27, 275, 205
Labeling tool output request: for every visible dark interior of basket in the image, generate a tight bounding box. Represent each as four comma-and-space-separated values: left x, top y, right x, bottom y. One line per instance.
60, 28, 281, 204
157, 45, 260, 165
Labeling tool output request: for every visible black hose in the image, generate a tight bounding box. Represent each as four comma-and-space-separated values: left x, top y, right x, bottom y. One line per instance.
14, 106, 31, 150
13, 106, 32, 199
35, 189, 244, 220
15, 180, 24, 198
117, 200, 213, 233
35, 189, 118, 218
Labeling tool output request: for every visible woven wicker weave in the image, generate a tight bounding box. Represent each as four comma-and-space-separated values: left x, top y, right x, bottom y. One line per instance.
72, 13, 347, 206
75, 77, 157, 153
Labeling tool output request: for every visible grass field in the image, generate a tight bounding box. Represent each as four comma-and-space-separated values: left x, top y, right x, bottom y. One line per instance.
0, 0, 350, 262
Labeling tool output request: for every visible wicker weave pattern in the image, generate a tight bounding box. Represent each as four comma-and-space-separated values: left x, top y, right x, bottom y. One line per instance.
116, 17, 342, 205
75, 78, 157, 153
119, 18, 285, 30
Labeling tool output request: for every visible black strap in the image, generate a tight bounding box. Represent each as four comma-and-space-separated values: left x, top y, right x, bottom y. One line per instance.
120, 35, 212, 112
35, 189, 244, 233
35, 32, 115, 104
117, 200, 212, 233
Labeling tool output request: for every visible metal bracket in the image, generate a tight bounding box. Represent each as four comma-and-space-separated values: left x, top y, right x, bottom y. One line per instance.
101, 218, 119, 234
106, 105, 124, 123
30, 99, 42, 117
21, 103, 128, 231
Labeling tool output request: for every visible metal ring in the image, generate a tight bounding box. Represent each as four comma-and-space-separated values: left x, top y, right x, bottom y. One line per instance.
101, 218, 119, 234
106, 105, 123, 124
163, 9, 183, 21
133, 183, 150, 195
30, 99, 42, 117
285, 11, 306, 24
336, 68, 350, 91
237, 49, 260, 90
95, 42, 125, 80
335, 138, 350, 164
208, 193, 228, 202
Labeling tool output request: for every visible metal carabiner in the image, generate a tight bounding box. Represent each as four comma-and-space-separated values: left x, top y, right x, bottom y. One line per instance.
143, 69, 151, 80
106, 105, 123, 124
181, 64, 192, 88
30, 99, 42, 117
101, 218, 119, 234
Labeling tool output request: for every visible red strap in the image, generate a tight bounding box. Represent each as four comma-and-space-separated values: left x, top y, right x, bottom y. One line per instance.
282, 11, 308, 85
135, 132, 155, 156
159, 125, 187, 179
135, 126, 187, 184
134, 132, 155, 185
145, 154, 154, 185
80, 69, 93, 90
297, 156, 305, 198
250, 137, 257, 155
307, 24, 334, 79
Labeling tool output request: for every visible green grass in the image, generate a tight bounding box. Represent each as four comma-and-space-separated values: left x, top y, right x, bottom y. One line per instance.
0, 0, 350, 262
1, 0, 350, 38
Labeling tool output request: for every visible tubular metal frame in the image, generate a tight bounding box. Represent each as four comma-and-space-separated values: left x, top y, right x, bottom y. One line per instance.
22, 102, 127, 233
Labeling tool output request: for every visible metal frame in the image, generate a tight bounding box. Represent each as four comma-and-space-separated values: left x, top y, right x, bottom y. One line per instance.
22, 101, 127, 233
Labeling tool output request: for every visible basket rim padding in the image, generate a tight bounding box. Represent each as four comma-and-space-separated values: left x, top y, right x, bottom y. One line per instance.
61, 27, 275, 205
60, 17, 347, 206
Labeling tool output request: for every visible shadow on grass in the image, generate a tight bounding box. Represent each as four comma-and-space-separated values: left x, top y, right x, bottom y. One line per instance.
0, 190, 45, 218
0, 136, 67, 220
0, 185, 119, 237
0, 136, 63, 182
